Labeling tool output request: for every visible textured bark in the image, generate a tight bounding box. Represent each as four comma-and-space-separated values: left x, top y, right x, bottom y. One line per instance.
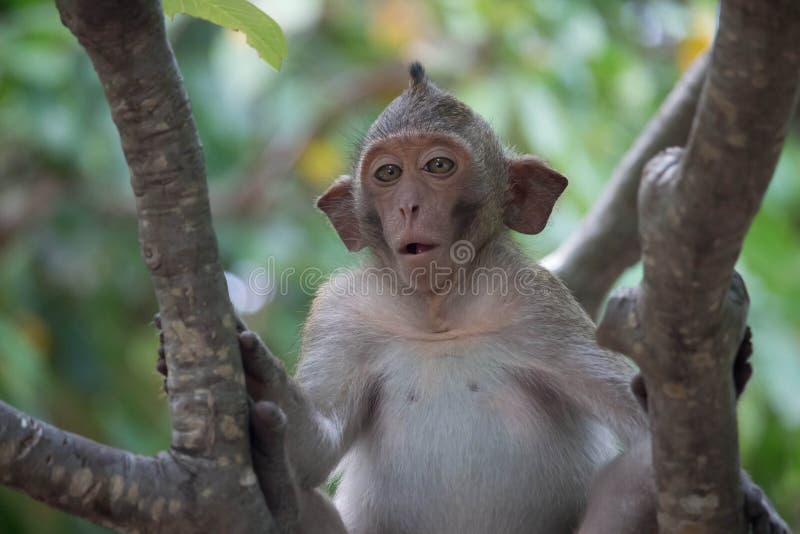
597, 1, 800, 532
0, 401, 180, 533
56, 0, 248, 461
0, 0, 294, 531
542, 55, 708, 318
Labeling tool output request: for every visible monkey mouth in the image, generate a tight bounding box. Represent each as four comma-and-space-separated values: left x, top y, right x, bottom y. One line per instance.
400, 242, 438, 256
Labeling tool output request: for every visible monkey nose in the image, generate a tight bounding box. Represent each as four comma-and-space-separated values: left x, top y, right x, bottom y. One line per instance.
399, 204, 419, 218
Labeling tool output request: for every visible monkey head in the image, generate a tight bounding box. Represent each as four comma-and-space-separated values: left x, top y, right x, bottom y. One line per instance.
317, 63, 567, 292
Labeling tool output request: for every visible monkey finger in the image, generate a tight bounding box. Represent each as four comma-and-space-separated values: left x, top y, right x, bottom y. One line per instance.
733, 326, 753, 398
250, 401, 300, 534
734, 362, 752, 399
239, 331, 287, 401
246, 375, 269, 402
156, 356, 167, 377
743, 475, 790, 534
751, 513, 770, 534
252, 399, 286, 436
153, 312, 161, 330
236, 315, 249, 333
239, 331, 279, 379
630, 373, 648, 412
239, 330, 264, 354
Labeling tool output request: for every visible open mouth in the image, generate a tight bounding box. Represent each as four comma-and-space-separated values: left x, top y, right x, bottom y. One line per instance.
401, 243, 438, 255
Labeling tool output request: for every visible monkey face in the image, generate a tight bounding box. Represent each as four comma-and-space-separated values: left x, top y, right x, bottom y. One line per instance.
316, 64, 569, 295
316, 135, 568, 295
354, 133, 475, 288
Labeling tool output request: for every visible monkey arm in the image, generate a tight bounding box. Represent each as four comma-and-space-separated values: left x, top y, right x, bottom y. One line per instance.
288, 361, 370, 490
238, 330, 353, 490
584, 358, 649, 450
578, 438, 656, 534
242, 284, 375, 490
526, 268, 649, 448
288, 287, 378, 489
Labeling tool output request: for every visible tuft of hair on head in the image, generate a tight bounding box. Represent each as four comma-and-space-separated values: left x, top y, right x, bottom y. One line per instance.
408, 61, 427, 88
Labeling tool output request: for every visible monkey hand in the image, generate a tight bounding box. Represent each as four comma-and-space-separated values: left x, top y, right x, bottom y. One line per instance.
154, 313, 168, 392
238, 326, 292, 406
223, 327, 348, 534
248, 400, 302, 534
154, 313, 291, 402
630, 326, 755, 412
154, 315, 325, 533
742, 471, 791, 534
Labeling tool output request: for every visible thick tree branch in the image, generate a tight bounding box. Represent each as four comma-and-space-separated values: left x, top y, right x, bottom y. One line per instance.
0, 401, 180, 532
56, 0, 250, 460
52, 0, 276, 529
598, 1, 800, 532
0, 0, 296, 530
542, 55, 708, 318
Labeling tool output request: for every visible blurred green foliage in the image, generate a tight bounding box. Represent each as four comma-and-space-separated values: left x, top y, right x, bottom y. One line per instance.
0, 0, 798, 532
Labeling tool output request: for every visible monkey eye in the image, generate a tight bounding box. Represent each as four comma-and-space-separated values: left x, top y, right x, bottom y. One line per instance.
424, 157, 455, 175
374, 164, 402, 183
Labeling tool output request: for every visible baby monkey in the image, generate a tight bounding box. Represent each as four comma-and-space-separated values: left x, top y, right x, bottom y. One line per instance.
157, 64, 788, 534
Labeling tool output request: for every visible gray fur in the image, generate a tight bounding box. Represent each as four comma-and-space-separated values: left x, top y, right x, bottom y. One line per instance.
278, 65, 646, 533
282, 236, 645, 534
352, 64, 509, 259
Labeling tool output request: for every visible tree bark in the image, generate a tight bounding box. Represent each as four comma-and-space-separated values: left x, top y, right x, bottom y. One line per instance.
0, 0, 295, 531
596, 1, 800, 532
0, 401, 180, 532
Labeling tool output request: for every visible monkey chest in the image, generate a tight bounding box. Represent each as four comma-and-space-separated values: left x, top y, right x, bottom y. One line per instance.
372, 352, 596, 458
339, 347, 617, 534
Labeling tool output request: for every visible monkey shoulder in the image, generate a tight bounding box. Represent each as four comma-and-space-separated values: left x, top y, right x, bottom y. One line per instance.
510, 263, 642, 420
305, 267, 389, 326
300, 268, 386, 364
512, 263, 597, 335
295, 270, 382, 401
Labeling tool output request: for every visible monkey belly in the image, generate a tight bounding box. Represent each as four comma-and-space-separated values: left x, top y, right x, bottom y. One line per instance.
332, 350, 620, 534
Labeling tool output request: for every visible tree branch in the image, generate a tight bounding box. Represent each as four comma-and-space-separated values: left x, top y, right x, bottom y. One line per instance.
0, 401, 180, 532
542, 54, 708, 318
0, 0, 296, 530
597, 1, 800, 531
56, 0, 250, 460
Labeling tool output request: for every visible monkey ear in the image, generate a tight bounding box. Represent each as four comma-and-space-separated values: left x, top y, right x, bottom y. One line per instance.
504, 156, 568, 235
316, 175, 365, 252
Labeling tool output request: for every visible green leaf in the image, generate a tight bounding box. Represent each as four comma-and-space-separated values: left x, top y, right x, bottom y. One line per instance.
163, 0, 287, 70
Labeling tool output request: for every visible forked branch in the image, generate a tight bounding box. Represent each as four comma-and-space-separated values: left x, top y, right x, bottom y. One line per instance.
597, 1, 800, 531
0, 0, 297, 531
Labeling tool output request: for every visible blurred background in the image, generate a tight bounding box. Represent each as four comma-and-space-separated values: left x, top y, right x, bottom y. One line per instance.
1, 0, 798, 531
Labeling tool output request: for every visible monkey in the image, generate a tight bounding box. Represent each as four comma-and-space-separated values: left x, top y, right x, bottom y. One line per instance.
156, 63, 789, 534
264, 61, 647, 534
289, 63, 649, 534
